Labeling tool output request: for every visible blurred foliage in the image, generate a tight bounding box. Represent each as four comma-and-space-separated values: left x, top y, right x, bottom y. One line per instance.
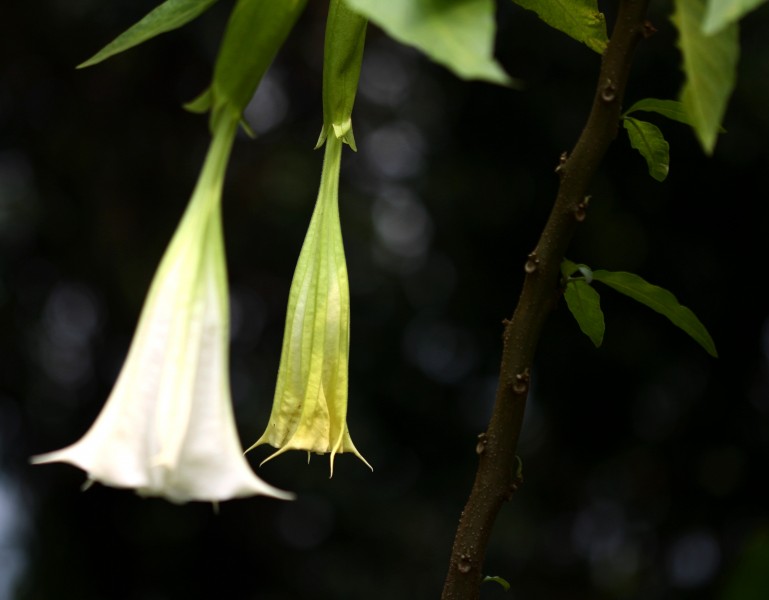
2, 0, 769, 599
720, 529, 769, 600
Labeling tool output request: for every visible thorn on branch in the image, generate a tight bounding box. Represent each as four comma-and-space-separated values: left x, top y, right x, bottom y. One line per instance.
512, 368, 530, 394
574, 195, 591, 222
524, 252, 540, 274
642, 20, 657, 39
600, 78, 616, 103
554, 151, 569, 175
476, 433, 487, 455
457, 553, 473, 574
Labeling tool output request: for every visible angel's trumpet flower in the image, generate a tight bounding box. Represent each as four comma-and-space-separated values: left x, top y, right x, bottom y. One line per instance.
248, 134, 371, 476
32, 116, 293, 504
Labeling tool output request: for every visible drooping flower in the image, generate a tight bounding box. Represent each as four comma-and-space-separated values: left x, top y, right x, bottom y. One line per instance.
32, 116, 293, 504
248, 0, 371, 476
247, 134, 371, 476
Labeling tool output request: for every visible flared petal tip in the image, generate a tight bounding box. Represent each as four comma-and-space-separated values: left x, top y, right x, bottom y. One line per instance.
250, 481, 296, 503
29, 451, 60, 465
251, 430, 373, 478
135, 480, 296, 505
30, 446, 84, 468
31, 447, 296, 504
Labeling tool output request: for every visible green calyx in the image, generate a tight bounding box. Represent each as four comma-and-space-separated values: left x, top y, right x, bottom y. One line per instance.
316, 0, 368, 150
248, 135, 371, 476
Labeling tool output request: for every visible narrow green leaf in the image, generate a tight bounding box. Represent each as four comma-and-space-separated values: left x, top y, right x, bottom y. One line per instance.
344, 0, 512, 85
592, 270, 717, 357
623, 97, 725, 132
512, 0, 608, 54
672, 0, 739, 154
78, 0, 219, 68
623, 98, 693, 126
564, 280, 605, 348
208, 0, 307, 129
622, 117, 670, 182
482, 575, 511, 591
703, 0, 768, 34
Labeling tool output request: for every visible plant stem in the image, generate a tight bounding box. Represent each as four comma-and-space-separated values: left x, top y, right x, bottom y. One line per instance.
440, 1, 651, 598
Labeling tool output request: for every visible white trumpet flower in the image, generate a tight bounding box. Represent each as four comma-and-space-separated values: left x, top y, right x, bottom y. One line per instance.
32, 116, 293, 504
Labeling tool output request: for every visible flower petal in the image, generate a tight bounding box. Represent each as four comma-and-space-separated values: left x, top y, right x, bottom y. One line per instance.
33, 117, 294, 503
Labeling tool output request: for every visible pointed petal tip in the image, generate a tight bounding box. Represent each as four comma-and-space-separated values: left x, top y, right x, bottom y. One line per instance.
257, 444, 292, 468
271, 487, 297, 502
30, 446, 76, 466
29, 452, 56, 466
252, 480, 296, 502
327, 448, 373, 478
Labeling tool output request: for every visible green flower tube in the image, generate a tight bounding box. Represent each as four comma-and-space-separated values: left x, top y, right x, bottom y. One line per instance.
249, 0, 370, 476
248, 134, 370, 475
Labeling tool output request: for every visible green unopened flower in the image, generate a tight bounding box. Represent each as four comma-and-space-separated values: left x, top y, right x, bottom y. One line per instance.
248, 134, 371, 475
32, 115, 293, 504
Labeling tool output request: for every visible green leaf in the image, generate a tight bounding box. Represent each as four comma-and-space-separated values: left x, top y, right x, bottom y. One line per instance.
672, 0, 739, 154
482, 575, 511, 591
561, 258, 593, 282
317, 0, 368, 150
344, 0, 512, 85
183, 87, 213, 113
623, 97, 726, 132
703, 0, 768, 34
512, 0, 608, 54
623, 98, 694, 127
592, 270, 717, 357
78, 0, 219, 68
720, 530, 769, 600
208, 0, 307, 129
564, 280, 605, 348
622, 117, 670, 182
561, 258, 579, 279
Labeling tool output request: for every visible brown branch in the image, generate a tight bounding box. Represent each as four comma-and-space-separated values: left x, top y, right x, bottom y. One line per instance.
441, 2, 652, 598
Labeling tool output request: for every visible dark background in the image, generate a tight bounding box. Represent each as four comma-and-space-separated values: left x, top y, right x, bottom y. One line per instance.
2, 1, 768, 598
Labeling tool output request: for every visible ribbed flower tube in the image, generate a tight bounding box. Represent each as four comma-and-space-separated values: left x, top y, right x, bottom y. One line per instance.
249, 135, 370, 475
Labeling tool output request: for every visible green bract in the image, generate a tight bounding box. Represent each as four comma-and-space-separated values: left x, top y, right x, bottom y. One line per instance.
248, 135, 371, 475
32, 116, 293, 504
